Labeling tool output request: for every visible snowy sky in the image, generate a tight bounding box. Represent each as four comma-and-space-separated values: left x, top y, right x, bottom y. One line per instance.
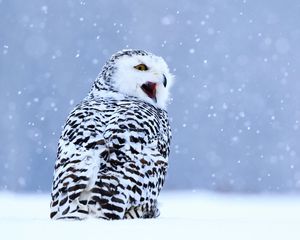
0, 0, 300, 193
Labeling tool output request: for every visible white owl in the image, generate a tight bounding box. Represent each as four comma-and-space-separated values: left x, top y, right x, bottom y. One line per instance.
50, 49, 173, 220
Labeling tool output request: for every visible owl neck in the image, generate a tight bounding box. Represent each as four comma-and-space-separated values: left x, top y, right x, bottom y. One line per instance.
88, 75, 119, 98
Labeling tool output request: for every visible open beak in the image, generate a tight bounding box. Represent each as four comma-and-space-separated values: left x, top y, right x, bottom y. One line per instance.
141, 81, 157, 102
141, 75, 167, 103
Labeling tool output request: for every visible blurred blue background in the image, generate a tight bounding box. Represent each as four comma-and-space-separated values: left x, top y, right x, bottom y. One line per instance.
1, 0, 300, 193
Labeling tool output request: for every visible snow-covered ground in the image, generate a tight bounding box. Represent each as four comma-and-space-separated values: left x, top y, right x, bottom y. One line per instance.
1, 191, 300, 240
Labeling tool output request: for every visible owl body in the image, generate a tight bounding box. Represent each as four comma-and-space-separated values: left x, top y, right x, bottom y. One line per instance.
50, 50, 173, 220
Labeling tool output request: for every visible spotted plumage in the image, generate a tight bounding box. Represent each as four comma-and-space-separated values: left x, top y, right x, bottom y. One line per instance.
50, 49, 173, 220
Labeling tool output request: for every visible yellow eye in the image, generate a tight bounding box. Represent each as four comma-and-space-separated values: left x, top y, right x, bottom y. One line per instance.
134, 64, 148, 71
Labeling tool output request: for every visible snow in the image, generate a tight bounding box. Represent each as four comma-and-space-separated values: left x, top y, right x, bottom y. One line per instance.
1, 191, 300, 240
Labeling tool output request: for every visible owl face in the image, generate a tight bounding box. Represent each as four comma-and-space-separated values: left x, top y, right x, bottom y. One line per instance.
111, 50, 174, 109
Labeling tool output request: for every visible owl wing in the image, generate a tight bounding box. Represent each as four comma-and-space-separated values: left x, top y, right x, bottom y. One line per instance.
50, 102, 108, 219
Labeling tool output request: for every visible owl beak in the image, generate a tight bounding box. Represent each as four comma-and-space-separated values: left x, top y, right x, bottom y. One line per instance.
163, 74, 167, 87
141, 82, 157, 103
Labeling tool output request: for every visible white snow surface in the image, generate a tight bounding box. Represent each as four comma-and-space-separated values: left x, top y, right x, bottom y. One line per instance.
1, 191, 300, 240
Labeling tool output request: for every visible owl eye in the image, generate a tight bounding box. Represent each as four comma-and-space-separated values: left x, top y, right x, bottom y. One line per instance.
134, 64, 148, 71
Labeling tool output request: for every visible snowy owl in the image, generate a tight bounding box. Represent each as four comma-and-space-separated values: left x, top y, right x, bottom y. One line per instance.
50, 49, 173, 220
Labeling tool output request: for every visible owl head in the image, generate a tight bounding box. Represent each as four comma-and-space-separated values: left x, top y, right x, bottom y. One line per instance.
91, 49, 174, 109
